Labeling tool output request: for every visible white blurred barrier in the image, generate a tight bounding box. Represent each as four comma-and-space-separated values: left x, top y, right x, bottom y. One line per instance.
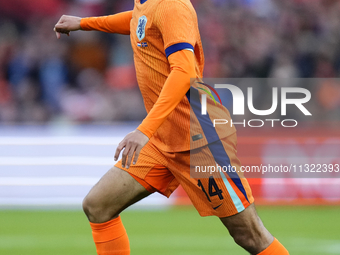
0, 125, 173, 208
0, 157, 114, 166
0, 177, 99, 186
0, 137, 122, 146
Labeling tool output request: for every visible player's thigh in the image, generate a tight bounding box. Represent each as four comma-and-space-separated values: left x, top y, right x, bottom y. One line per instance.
83, 166, 151, 222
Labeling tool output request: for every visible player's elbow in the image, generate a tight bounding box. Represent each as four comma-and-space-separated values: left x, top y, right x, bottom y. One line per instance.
188, 67, 197, 80
171, 67, 197, 87
186, 68, 197, 88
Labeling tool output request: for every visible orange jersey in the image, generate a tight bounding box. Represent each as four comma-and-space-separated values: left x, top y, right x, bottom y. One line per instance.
130, 0, 204, 152
81, 0, 236, 152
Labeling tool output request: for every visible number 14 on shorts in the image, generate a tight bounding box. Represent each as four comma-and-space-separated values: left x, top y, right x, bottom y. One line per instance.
197, 176, 224, 202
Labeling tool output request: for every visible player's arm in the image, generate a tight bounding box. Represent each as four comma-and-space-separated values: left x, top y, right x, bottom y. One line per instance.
137, 50, 195, 138
80, 11, 132, 34
54, 11, 132, 39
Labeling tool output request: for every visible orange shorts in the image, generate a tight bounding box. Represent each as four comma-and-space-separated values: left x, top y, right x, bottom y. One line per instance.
115, 133, 254, 218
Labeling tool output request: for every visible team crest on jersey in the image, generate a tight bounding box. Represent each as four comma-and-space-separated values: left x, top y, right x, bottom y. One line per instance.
136, 15, 147, 41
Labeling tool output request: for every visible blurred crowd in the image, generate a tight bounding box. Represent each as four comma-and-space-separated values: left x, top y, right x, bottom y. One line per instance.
0, 0, 340, 124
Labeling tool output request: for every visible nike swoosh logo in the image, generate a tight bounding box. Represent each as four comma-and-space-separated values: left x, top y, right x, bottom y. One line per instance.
213, 204, 223, 210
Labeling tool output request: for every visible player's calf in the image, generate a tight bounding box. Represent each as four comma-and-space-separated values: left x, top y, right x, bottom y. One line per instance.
221, 204, 288, 254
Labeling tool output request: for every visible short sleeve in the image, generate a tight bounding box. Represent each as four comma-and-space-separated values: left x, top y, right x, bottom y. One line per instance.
155, 0, 196, 58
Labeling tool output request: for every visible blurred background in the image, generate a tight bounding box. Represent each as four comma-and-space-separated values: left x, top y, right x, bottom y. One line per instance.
0, 0, 340, 254
1, 0, 340, 123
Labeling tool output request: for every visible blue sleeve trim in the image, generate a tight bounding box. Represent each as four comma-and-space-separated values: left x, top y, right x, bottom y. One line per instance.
165, 43, 194, 58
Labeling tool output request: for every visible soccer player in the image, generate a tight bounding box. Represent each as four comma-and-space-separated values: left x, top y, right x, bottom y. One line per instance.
54, 0, 289, 254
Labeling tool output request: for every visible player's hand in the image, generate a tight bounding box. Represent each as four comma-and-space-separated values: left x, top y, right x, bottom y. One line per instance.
114, 130, 149, 169
54, 15, 82, 39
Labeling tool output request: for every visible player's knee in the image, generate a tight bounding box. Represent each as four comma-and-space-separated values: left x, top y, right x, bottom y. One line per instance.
82, 195, 92, 218
82, 194, 118, 223
82, 195, 97, 220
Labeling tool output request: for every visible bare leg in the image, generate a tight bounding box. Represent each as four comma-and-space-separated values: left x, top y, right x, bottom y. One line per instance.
220, 203, 274, 254
82, 166, 150, 223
